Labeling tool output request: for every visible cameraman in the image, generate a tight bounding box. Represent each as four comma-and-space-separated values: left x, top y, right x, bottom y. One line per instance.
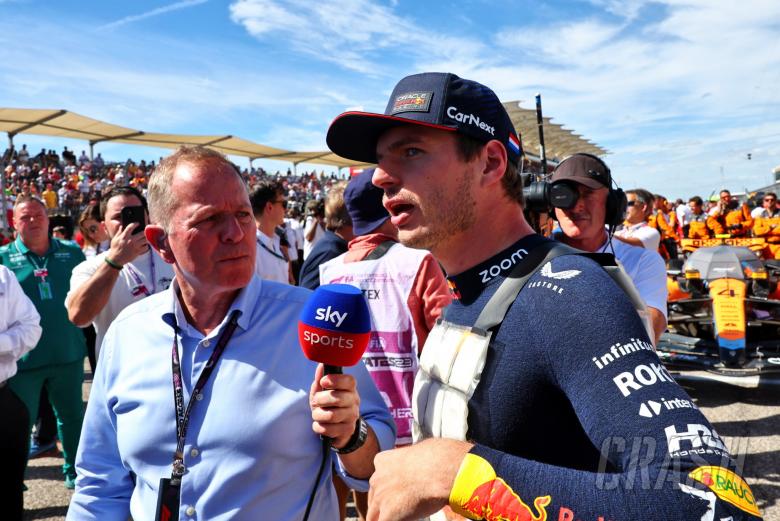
551, 155, 668, 343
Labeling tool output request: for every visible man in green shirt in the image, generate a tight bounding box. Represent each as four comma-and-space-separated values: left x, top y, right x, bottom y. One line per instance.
0, 195, 86, 489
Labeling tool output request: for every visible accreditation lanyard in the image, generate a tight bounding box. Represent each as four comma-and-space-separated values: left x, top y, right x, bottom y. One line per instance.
125, 253, 157, 297
155, 310, 240, 521
17, 242, 53, 300
257, 237, 287, 262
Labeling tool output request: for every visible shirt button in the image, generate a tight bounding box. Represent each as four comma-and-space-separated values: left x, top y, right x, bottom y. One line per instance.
195, 393, 204, 401
185, 506, 196, 516
190, 448, 199, 457
202, 339, 211, 347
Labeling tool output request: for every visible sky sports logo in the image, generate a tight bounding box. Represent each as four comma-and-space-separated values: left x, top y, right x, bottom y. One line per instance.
314, 305, 348, 327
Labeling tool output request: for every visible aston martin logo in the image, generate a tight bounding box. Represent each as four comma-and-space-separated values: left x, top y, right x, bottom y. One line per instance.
541, 262, 581, 280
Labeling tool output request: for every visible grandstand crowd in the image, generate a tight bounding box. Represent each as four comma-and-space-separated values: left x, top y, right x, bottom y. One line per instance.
1, 143, 343, 247
4, 146, 780, 258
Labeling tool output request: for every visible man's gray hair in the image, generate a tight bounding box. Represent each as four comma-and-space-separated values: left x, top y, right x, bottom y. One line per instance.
148, 146, 242, 230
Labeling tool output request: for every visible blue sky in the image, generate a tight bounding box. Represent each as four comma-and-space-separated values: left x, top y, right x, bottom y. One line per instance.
1, 0, 779, 199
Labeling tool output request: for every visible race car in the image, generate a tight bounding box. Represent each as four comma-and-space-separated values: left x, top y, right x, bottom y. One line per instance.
659, 245, 780, 376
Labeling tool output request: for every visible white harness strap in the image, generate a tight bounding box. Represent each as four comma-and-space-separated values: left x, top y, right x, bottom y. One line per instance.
412, 320, 492, 442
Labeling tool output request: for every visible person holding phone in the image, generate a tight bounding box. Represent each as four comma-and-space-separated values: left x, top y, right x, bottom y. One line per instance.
66, 186, 175, 359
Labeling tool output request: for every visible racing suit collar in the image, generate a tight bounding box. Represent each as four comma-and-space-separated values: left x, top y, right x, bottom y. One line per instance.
446, 234, 549, 304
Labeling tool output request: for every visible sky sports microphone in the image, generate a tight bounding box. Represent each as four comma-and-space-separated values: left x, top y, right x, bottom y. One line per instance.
298, 283, 371, 375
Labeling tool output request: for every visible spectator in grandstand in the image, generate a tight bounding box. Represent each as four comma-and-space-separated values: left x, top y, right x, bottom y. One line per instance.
551, 155, 667, 342
65, 186, 174, 359
707, 189, 753, 237
0, 195, 86, 490
41, 182, 58, 211
686, 196, 710, 239
92, 153, 104, 169
0, 263, 42, 521
17, 144, 30, 165
299, 181, 354, 290
303, 198, 326, 260
751, 191, 780, 219
614, 189, 661, 251
249, 180, 291, 284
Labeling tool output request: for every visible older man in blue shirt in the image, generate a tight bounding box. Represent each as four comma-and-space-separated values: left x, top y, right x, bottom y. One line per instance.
67, 146, 395, 521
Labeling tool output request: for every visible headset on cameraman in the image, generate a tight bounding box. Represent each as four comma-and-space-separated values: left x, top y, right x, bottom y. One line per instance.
523, 153, 627, 241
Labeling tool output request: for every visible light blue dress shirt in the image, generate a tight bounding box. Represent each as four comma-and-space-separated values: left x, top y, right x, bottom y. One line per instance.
67, 275, 395, 521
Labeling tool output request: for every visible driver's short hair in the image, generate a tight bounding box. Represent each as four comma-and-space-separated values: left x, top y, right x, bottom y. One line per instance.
454, 134, 522, 205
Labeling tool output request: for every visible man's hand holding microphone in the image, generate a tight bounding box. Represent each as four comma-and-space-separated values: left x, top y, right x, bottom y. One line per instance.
299, 284, 378, 478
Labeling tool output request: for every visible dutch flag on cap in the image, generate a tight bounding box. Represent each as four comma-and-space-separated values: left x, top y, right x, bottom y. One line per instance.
507, 133, 520, 155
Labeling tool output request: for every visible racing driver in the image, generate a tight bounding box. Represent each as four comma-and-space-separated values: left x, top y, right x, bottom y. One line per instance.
326, 72, 763, 521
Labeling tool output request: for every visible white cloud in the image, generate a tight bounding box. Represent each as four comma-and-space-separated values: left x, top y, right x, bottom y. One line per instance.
584, 0, 650, 21
98, 0, 209, 31
229, 0, 489, 74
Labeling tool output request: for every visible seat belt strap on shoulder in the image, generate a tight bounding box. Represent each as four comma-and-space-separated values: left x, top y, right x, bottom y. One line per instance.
474, 242, 580, 331
473, 241, 652, 342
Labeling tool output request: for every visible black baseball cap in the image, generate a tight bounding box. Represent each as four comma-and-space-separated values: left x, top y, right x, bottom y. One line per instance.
550, 153, 611, 189
326, 72, 522, 165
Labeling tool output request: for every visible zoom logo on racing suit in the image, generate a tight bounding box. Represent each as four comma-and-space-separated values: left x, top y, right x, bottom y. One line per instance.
478, 248, 528, 283
665, 423, 728, 458
613, 363, 675, 397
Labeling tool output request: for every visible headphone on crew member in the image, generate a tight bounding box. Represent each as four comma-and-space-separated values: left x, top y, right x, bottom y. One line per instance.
523, 153, 627, 228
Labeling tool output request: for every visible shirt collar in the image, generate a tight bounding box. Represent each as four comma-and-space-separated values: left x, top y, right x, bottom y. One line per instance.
347, 233, 396, 251
14, 236, 56, 257
624, 221, 648, 231
161, 276, 258, 339
447, 234, 549, 304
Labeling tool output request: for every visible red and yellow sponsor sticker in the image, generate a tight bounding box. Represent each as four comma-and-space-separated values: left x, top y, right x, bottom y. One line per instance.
689, 466, 761, 517
450, 453, 551, 521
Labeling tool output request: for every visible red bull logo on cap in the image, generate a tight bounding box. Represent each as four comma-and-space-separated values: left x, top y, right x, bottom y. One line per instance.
450, 454, 551, 521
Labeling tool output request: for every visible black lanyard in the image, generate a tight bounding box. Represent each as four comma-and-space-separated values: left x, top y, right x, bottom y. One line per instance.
257, 237, 287, 261
169, 309, 240, 483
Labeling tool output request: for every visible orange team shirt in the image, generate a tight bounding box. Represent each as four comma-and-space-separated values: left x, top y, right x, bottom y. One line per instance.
706, 204, 753, 236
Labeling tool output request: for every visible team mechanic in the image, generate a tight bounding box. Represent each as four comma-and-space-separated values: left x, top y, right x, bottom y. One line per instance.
326, 72, 763, 521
